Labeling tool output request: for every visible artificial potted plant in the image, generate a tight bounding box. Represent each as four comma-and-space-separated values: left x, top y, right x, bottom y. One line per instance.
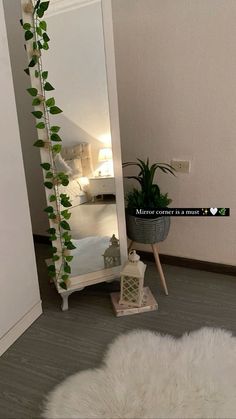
123, 158, 175, 244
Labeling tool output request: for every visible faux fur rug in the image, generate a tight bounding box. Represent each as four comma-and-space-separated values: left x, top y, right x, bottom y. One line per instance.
43, 328, 236, 418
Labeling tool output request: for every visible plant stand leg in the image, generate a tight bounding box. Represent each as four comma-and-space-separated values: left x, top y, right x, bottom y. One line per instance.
151, 243, 168, 295
61, 291, 72, 311
128, 240, 133, 252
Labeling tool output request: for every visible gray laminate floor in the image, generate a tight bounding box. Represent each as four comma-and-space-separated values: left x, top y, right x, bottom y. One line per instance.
0, 243, 236, 418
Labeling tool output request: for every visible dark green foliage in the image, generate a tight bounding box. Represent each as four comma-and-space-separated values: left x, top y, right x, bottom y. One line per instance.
50, 106, 62, 114
33, 140, 45, 147
52, 144, 62, 154
36, 122, 46, 129
123, 158, 175, 210
61, 209, 71, 220
32, 97, 41, 106
44, 206, 54, 213
27, 87, 38, 96
46, 97, 55, 107
44, 82, 54, 91
60, 220, 70, 231
22, 1, 76, 288
32, 110, 43, 119
64, 241, 76, 250
51, 133, 61, 142
25, 30, 33, 41
39, 21, 47, 31
51, 126, 60, 133
43, 32, 50, 43
40, 162, 50, 170
42, 71, 48, 80
44, 181, 53, 189
49, 194, 57, 202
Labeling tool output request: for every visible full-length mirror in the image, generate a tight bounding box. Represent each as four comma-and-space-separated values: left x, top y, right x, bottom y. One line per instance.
44, 0, 121, 277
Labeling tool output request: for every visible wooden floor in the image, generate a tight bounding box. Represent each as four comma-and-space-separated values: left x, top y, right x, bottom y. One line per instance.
0, 243, 236, 418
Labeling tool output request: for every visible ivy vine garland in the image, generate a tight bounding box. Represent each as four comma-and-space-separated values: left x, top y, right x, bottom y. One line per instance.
21, 0, 76, 290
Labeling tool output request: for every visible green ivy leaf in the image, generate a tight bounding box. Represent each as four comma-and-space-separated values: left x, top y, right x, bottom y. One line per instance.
61, 210, 71, 220
44, 206, 54, 213
64, 263, 71, 274
36, 122, 45, 129
51, 133, 61, 142
42, 71, 48, 80
51, 126, 60, 133
52, 247, 57, 254
47, 227, 56, 235
62, 232, 71, 241
43, 33, 50, 43
46, 171, 53, 178
52, 144, 62, 154
40, 1, 50, 11
39, 21, 47, 31
48, 264, 56, 272
23, 23, 31, 30
44, 181, 53, 189
59, 281, 67, 290
61, 177, 69, 186
40, 162, 50, 170
44, 82, 54, 91
32, 97, 41, 106
32, 110, 43, 119
35, 70, 39, 78
60, 198, 72, 208
37, 8, 44, 18
50, 106, 63, 115
37, 40, 43, 49
24, 68, 30, 76
46, 97, 55, 107
52, 255, 60, 262
65, 255, 73, 262
65, 241, 76, 250
29, 57, 37, 67
25, 30, 34, 41
36, 26, 42, 36
48, 264, 56, 277
42, 42, 49, 50
27, 87, 38, 97
33, 140, 45, 147
49, 194, 57, 202
48, 213, 56, 220
60, 220, 70, 231
50, 235, 57, 241
62, 274, 69, 281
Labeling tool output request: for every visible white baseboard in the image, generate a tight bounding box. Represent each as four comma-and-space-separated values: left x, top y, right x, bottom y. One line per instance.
0, 301, 42, 357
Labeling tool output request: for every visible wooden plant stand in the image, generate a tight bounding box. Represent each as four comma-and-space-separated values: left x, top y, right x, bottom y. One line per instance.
128, 241, 168, 296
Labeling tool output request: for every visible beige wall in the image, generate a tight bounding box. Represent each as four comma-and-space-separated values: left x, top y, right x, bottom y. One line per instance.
3, 0, 48, 235
112, 0, 236, 264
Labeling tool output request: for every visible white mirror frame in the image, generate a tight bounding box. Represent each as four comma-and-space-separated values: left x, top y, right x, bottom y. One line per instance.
21, 0, 127, 310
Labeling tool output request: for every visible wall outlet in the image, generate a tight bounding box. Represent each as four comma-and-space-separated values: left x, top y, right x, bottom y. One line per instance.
171, 160, 190, 173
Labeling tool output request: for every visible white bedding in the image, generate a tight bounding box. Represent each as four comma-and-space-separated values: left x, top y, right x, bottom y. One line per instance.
70, 236, 111, 276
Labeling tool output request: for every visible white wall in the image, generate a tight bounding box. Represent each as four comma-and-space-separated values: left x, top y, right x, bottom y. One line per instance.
112, 0, 236, 265
0, 0, 42, 356
3, 0, 48, 236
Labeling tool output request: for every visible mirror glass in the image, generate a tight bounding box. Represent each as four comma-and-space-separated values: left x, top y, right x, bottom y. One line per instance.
44, 0, 120, 277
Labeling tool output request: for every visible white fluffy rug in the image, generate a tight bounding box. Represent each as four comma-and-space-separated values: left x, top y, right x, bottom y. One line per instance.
43, 328, 236, 419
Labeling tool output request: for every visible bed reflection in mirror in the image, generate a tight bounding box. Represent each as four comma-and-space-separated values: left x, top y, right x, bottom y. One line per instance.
44, 0, 120, 277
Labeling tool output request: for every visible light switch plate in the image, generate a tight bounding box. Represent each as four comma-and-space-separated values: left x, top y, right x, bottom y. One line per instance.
171, 160, 190, 173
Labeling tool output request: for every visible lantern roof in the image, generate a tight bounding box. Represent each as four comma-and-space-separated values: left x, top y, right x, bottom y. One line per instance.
121, 251, 146, 278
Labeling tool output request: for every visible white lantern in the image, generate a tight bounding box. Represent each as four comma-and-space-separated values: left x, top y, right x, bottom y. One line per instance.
119, 250, 147, 307
103, 234, 121, 269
